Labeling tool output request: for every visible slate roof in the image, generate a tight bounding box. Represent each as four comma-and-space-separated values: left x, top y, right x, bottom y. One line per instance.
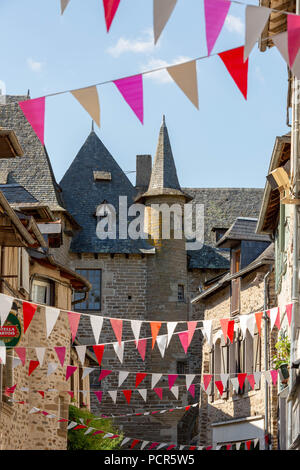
216, 217, 271, 247
60, 131, 153, 254
0, 183, 38, 205
0, 96, 64, 211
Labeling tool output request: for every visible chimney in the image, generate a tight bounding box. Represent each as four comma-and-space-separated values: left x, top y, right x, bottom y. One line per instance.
135, 154, 152, 192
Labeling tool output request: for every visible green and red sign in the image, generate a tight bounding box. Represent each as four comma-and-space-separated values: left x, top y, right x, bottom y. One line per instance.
0, 312, 22, 348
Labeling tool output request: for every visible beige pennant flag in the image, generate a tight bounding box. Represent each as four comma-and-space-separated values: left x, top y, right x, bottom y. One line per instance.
71, 86, 100, 127
167, 60, 199, 109
154, 0, 177, 44
61, 0, 70, 15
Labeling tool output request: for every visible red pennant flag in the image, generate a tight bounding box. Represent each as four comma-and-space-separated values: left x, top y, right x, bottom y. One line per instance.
246, 440, 252, 450
227, 320, 235, 343
286, 303, 293, 326
98, 369, 112, 381
255, 312, 263, 336
130, 439, 140, 449
135, 373, 147, 388
148, 442, 159, 450
178, 331, 189, 354
154, 388, 163, 400
15, 347, 26, 366
37, 391, 45, 398
247, 374, 255, 390
203, 374, 212, 391
218, 47, 249, 99
122, 389, 132, 404
215, 380, 224, 397
93, 344, 105, 366
110, 318, 123, 345
226, 444, 232, 450
67, 312, 81, 343
54, 346, 66, 367
189, 446, 197, 450
220, 318, 229, 342
275, 307, 281, 330
66, 365, 77, 381
113, 74, 144, 124
73, 425, 87, 431
167, 445, 176, 450
188, 384, 195, 397
206, 446, 213, 450
94, 391, 103, 403
237, 373, 247, 390
28, 360, 39, 376
168, 374, 178, 390
67, 391, 74, 399
135, 338, 147, 361
150, 321, 162, 349
19, 97, 46, 145
103, 0, 121, 32
23, 301, 38, 334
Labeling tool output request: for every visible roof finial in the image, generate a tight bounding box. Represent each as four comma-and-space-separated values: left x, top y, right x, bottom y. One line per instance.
91, 120, 94, 132
162, 114, 166, 126
27, 89, 30, 99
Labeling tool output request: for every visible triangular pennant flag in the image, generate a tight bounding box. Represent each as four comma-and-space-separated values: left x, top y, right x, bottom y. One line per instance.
0, 294, 13, 326
113, 75, 144, 124
270, 369, 278, 387
178, 331, 189, 354
168, 374, 178, 390
215, 380, 224, 397
47, 362, 58, 377
273, 31, 289, 64
151, 373, 162, 389
22, 301, 38, 334
108, 390, 118, 404
122, 389, 132, 404
99, 369, 112, 381
0, 346, 6, 365
235, 442, 241, 451
35, 348, 46, 367
202, 320, 213, 346
45, 307, 60, 339
188, 384, 195, 398
135, 372, 147, 388
66, 365, 77, 381
156, 334, 168, 358
204, 0, 231, 56
13, 358, 22, 369
61, 0, 70, 14
167, 322, 177, 347
247, 314, 256, 338
219, 47, 249, 100
121, 437, 130, 447
75, 345, 86, 366
90, 316, 103, 344
288, 14, 300, 67
170, 386, 179, 399
103, 0, 121, 32
137, 389, 147, 402
167, 60, 199, 109
254, 371, 261, 387
286, 303, 293, 326
140, 440, 149, 450
227, 320, 235, 343
246, 440, 252, 451
93, 344, 105, 366
130, 439, 140, 449
203, 374, 212, 392
244, 5, 271, 61
135, 338, 147, 361
237, 373, 247, 390
54, 346, 66, 367
110, 318, 123, 345
240, 315, 248, 339
255, 312, 264, 336
67, 391, 74, 399
71, 86, 100, 128
113, 341, 124, 364
15, 347, 26, 366
220, 373, 229, 389
187, 321, 198, 345
67, 312, 81, 343
220, 318, 229, 342
118, 371, 129, 387
150, 321, 162, 349
82, 367, 94, 379
94, 391, 103, 404
19, 97, 45, 145
154, 388, 163, 400
153, 0, 177, 44
157, 443, 167, 450
231, 377, 240, 394
131, 320, 142, 343
247, 374, 255, 390
186, 374, 195, 390
28, 360, 39, 376
268, 307, 280, 331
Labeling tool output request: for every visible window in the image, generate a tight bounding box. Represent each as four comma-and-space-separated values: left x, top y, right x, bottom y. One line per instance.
178, 284, 185, 302
32, 279, 54, 305
74, 269, 101, 311
177, 360, 187, 375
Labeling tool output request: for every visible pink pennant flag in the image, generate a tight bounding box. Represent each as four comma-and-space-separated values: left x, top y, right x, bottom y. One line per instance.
94, 391, 103, 404
15, 347, 26, 366
98, 369, 112, 381
110, 318, 123, 345
178, 331, 189, 354
19, 97, 45, 145
188, 384, 195, 397
270, 369, 278, 387
204, 0, 231, 56
113, 75, 144, 124
66, 366, 77, 381
220, 318, 229, 342
67, 312, 81, 343
154, 388, 163, 400
135, 338, 147, 361
203, 374, 212, 391
286, 303, 293, 326
168, 374, 178, 390
54, 347, 66, 367
103, 0, 121, 32
187, 321, 197, 346
288, 14, 300, 67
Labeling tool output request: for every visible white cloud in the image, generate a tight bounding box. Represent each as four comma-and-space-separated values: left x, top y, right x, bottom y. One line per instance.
107, 29, 156, 58
27, 58, 44, 72
225, 15, 244, 35
141, 56, 192, 84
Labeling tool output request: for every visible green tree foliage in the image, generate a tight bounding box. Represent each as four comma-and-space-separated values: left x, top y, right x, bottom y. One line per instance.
67, 405, 123, 450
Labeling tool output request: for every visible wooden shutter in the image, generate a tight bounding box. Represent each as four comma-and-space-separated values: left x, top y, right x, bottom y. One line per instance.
18, 248, 30, 294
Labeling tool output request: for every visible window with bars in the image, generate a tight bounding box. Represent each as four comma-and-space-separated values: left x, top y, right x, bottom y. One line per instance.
74, 269, 102, 311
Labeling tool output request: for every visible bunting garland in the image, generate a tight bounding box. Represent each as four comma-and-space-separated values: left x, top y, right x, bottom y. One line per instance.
103, 0, 121, 32
218, 46, 249, 100
19, 98, 45, 146
153, 0, 177, 44
204, 0, 231, 56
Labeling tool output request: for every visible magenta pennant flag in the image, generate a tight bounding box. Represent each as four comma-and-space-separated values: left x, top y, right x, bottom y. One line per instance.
98, 369, 112, 381
154, 388, 163, 400
66, 365, 77, 381
178, 331, 189, 354
94, 391, 103, 404
168, 374, 178, 390
270, 369, 278, 387
67, 312, 81, 343
148, 442, 159, 450
188, 384, 195, 397
113, 74, 144, 124
54, 347, 66, 367
204, 0, 231, 56
288, 14, 300, 67
110, 318, 123, 345
19, 97, 46, 145
15, 347, 26, 366
135, 338, 147, 361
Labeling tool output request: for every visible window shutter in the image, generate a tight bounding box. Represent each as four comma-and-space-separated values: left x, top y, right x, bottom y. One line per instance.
231, 279, 240, 314
253, 332, 261, 390
18, 248, 30, 294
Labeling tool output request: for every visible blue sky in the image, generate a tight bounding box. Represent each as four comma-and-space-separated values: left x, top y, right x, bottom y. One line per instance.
0, 0, 289, 188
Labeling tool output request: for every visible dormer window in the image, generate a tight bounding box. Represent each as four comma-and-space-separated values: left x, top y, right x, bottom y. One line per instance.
93, 171, 111, 181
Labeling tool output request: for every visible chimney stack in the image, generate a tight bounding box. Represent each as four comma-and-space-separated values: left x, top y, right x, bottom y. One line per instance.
135, 154, 152, 192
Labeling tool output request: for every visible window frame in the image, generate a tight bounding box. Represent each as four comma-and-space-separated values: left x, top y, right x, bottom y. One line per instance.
74, 268, 102, 311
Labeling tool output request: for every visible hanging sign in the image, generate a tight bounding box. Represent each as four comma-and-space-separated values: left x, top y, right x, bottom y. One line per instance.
0, 311, 22, 348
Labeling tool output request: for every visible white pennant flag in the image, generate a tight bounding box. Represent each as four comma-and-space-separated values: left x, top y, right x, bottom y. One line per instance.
167, 322, 177, 347
47, 362, 58, 377
113, 341, 124, 363
82, 367, 94, 379
84, 427, 95, 435
254, 371, 261, 387
75, 345, 86, 366
170, 386, 179, 399
202, 320, 212, 346
118, 371, 129, 387
156, 334, 168, 358
240, 315, 248, 339
131, 320, 142, 343
103, 433, 113, 439
29, 407, 40, 414
151, 373, 162, 389
90, 316, 103, 344
137, 389, 147, 402
35, 347, 46, 367
247, 313, 256, 337
121, 438, 131, 447
264, 370, 272, 385
108, 390, 118, 404
67, 421, 78, 430
0, 294, 13, 326
236, 442, 241, 450
45, 307, 60, 338
186, 374, 195, 390
231, 377, 240, 394
20, 387, 29, 392
0, 346, 6, 365
157, 443, 167, 450
244, 5, 271, 61
13, 357, 22, 369
220, 373, 229, 389
269, 307, 279, 332
141, 441, 149, 450
179, 445, 185, 450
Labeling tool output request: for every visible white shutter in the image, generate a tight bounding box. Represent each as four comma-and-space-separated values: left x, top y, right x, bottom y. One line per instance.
18, 248, 30, 294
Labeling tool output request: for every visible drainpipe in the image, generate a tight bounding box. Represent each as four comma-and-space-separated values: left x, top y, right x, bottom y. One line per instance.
264, 266, 272, 449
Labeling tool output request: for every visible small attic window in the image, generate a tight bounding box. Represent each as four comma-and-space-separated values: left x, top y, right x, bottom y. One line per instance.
93, 171, 111, 181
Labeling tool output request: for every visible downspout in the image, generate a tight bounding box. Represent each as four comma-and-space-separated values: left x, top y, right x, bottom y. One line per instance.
264, 265, 272, 449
